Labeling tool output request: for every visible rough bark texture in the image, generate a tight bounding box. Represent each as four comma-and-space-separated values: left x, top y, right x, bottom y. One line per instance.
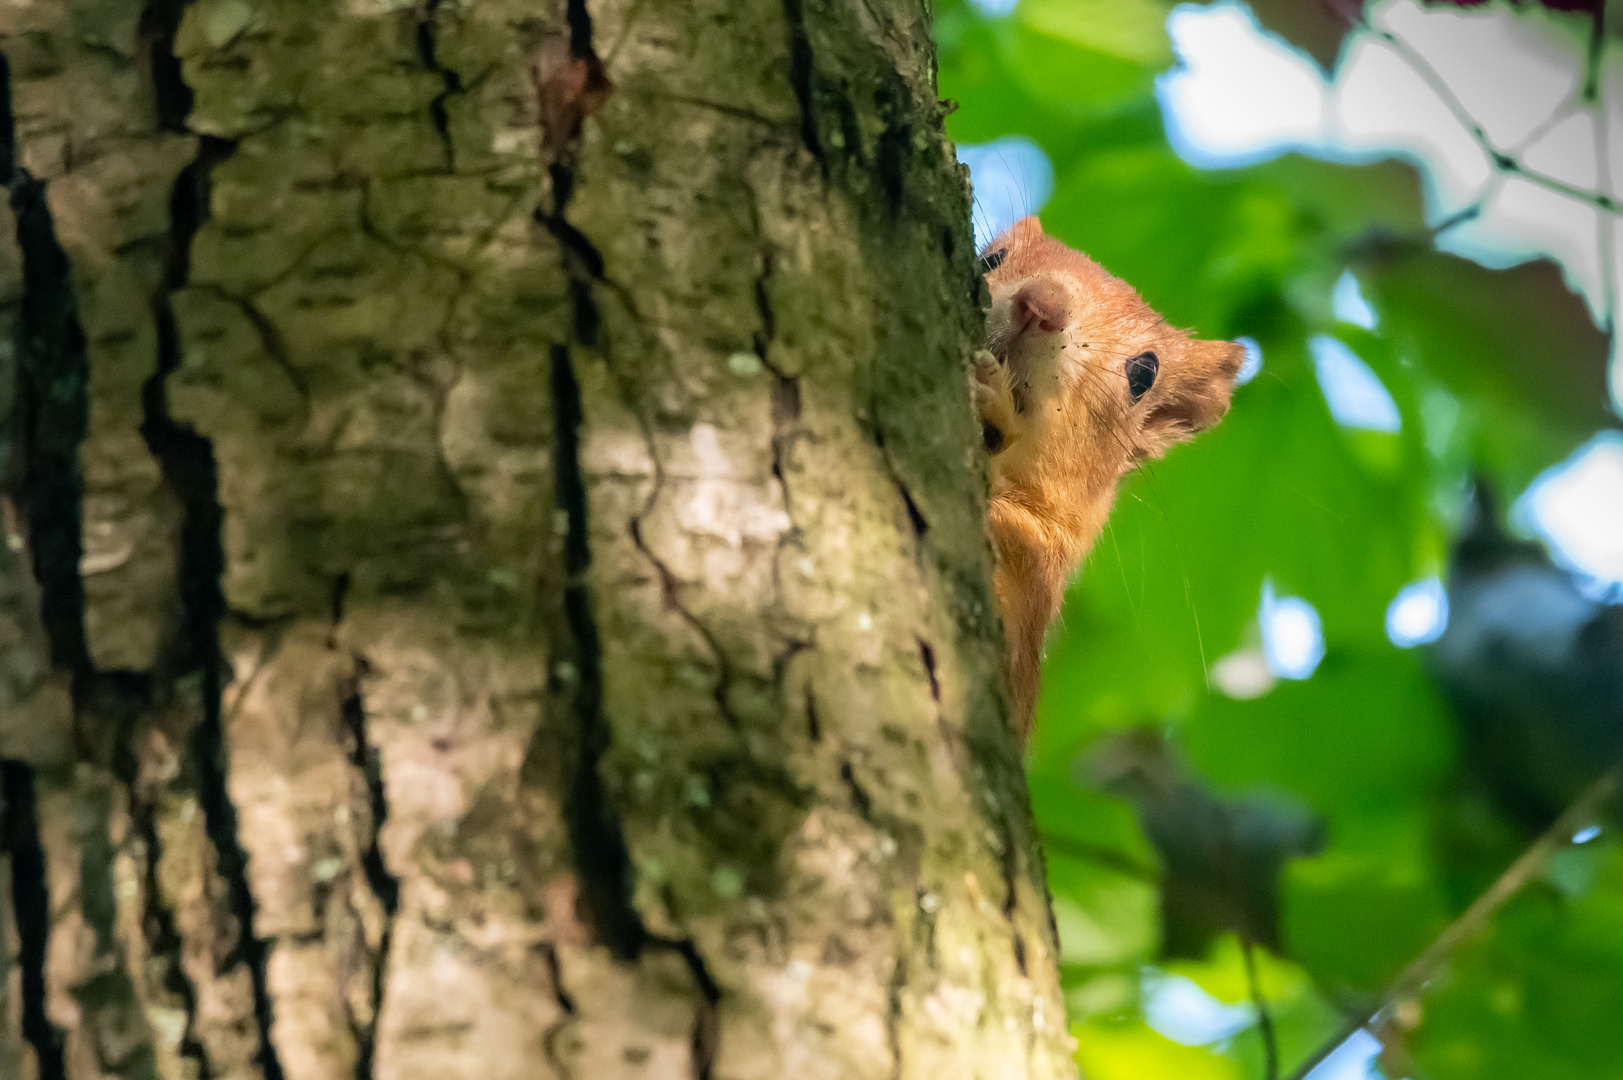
0, 0, 1077, 1077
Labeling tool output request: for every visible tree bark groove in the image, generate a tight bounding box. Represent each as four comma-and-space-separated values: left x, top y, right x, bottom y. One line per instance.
0, 0, 1079, 1077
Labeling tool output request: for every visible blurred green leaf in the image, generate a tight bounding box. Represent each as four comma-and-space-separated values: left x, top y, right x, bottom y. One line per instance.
1240, 0, 1357, 72
1410, 844, 1623, 1080
1019, 0, 1174, 65
1283, 850, 1449, 994
1074, 1018, 1242, 1080
1051, 866, 1160, 967
1361, 250, 1613, 493
1184, 651, 1455, 824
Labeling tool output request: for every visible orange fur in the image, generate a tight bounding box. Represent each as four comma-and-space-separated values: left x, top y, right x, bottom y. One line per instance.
975, 217, 1243, 740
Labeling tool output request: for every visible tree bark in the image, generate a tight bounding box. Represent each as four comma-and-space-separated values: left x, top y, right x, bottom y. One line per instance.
0, 0, 1077, 1077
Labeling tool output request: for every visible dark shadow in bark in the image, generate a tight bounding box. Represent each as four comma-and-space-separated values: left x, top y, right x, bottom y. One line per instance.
9, 170, 90, 680
1, 761, 67, 1080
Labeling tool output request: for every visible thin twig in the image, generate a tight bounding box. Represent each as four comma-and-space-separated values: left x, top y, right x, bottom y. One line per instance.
1364, 21, 1621, 214
1428, 199, 1484, 239
1285, 764, 1623, 1080
1507, 97, 1581, 158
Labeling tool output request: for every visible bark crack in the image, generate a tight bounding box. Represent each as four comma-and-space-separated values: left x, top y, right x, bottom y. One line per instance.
0, 54, 14, 184
998, 838, 1027, 978
650, 934, 721, 1080
885, 954, 906, 1080
135, 797, 213, 1077
898, 482, 927, 537
839, 760, 874, 822
338, 650, 399, 1080
536, 15, 726, 1074
140, 82, 286, 1078
751, 243, 802, 530
804, 687, 822, 743
192, 283, 313, 415
873, 76, 913, 211
868, 420, 930, 550
748, 237, 823, 747
628, 511, 745, 730
772, 636, 813, 737
0, 761, 67, 1080
416, 0, 464, 173
780, 0, 823, 164
139, 0, 195, 133
916, 638, 939, 702
565, 0, 595, 60
777, 0, 860, 175
540, 42, 749, 743
8, 168, 91, 681
533, 0, 642, 962
539, 942, 577, 1080
550, 343, 645, 960
117, 688, 214, 1080
550, 347, 727, 1078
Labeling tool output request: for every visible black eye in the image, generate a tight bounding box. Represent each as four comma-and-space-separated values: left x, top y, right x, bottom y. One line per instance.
978, 248, 1007, 273
1126, 351, 1158, 402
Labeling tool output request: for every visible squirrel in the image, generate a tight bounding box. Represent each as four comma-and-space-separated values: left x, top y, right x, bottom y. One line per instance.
973, 217, 1244, 740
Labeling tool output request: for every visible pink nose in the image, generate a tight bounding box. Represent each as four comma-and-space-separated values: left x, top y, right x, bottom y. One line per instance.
1011, 279, 1068, 336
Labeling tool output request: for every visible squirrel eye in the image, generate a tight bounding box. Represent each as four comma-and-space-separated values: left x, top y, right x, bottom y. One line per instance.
979, 248, 1007, 273
1126, 351, 1158, 402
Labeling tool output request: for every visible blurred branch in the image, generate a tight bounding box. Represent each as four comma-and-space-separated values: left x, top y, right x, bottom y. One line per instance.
1428, 200, 1484, 240
1597, 8, 1617, 331
1243, 938, 1280, 1080
1284, 763, 1623, 1080
1341, 3, 1621, 332
1038, 831, 1159, 881
1584, 1, 1607, 102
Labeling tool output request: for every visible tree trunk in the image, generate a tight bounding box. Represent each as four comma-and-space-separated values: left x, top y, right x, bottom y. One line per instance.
0, 0, 1077, 1077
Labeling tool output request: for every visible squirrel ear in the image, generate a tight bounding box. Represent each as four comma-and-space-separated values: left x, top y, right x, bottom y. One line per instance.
1008, 215, 1044, 240
1135, 339, 1242, 458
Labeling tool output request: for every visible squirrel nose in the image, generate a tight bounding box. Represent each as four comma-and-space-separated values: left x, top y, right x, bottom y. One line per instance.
1010, 278, 1069, 336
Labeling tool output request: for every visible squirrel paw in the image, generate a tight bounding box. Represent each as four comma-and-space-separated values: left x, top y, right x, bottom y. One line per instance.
972, 350, 1019, 453
973, 350, 1004, 412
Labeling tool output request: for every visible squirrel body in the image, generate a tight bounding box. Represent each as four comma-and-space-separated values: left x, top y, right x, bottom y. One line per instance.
974, 217, 1243, 738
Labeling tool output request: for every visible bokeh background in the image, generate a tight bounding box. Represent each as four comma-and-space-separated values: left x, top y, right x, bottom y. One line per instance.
938, 1, 1623, 1077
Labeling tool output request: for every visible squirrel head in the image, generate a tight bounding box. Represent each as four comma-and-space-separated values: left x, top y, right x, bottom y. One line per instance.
980, 216, 1243, 482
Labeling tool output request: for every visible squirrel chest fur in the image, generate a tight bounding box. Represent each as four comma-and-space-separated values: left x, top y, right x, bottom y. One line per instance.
974, 217, 1243, 739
